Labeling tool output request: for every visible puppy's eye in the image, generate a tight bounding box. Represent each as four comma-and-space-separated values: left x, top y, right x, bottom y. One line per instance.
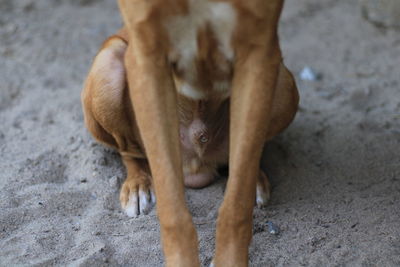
199, 134, 209, 143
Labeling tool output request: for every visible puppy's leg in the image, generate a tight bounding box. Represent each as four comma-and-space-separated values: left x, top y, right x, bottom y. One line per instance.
118, 1, 199, 266
82, 36, 154, 216
256, 63, 299, 207
214, 2, 285, 265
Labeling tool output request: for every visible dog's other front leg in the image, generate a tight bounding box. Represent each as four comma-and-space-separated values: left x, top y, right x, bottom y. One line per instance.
214, 1, 284, 266
118, 1, 199, 266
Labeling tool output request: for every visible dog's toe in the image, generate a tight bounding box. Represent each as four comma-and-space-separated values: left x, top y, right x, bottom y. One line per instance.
256, 185, 270, 207
256, 170, 271, 208
138, 188, 153, 215
125, 191, 139, 217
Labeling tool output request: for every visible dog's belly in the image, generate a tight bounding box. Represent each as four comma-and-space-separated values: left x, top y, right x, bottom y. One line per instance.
165, 0, 236, 100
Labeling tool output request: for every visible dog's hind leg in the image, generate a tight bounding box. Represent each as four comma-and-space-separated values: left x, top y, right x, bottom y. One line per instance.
82, 35, 154, 217
256, 63, 299, 207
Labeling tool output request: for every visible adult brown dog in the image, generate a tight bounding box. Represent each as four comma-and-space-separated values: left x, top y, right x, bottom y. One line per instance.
82, 0, 298, 265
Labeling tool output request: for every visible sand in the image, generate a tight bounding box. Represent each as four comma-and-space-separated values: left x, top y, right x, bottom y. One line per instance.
1, 0, 399, 266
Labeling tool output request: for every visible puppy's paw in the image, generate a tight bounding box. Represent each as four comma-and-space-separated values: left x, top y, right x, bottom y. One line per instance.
256, 170, 271, 208
119, 174, 155, 217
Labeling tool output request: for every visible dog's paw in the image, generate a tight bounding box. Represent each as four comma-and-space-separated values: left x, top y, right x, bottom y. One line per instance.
119, 175, 155, 217
256, 170, 271, 208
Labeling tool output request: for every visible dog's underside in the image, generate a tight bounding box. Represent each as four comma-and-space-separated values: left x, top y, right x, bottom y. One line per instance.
82, 0, 298, 266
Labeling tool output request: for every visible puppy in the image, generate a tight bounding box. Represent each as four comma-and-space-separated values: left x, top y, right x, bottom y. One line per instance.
82, 0, 298, 265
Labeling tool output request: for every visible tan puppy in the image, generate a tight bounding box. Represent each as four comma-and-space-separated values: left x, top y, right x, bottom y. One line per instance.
82, 0, 298, 265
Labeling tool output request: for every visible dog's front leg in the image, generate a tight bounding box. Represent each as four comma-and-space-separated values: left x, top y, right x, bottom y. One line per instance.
215, 46, 282, 267
214, 2, 284, 266
118, 1, 199, 266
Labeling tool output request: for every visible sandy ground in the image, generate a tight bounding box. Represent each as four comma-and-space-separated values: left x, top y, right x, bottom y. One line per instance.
1, 0, 399, 266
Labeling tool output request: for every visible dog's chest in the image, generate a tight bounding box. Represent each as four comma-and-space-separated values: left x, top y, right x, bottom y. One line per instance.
165, 0, 236, 100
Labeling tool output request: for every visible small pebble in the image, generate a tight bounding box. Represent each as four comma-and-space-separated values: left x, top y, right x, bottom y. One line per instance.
266, 221, 280, 235
109, 176, 119, 188
98, 157, 107, 166
300, 66, 318, 81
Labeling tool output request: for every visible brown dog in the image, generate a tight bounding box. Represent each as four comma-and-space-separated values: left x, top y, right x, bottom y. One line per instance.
82, 0, 298, 265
